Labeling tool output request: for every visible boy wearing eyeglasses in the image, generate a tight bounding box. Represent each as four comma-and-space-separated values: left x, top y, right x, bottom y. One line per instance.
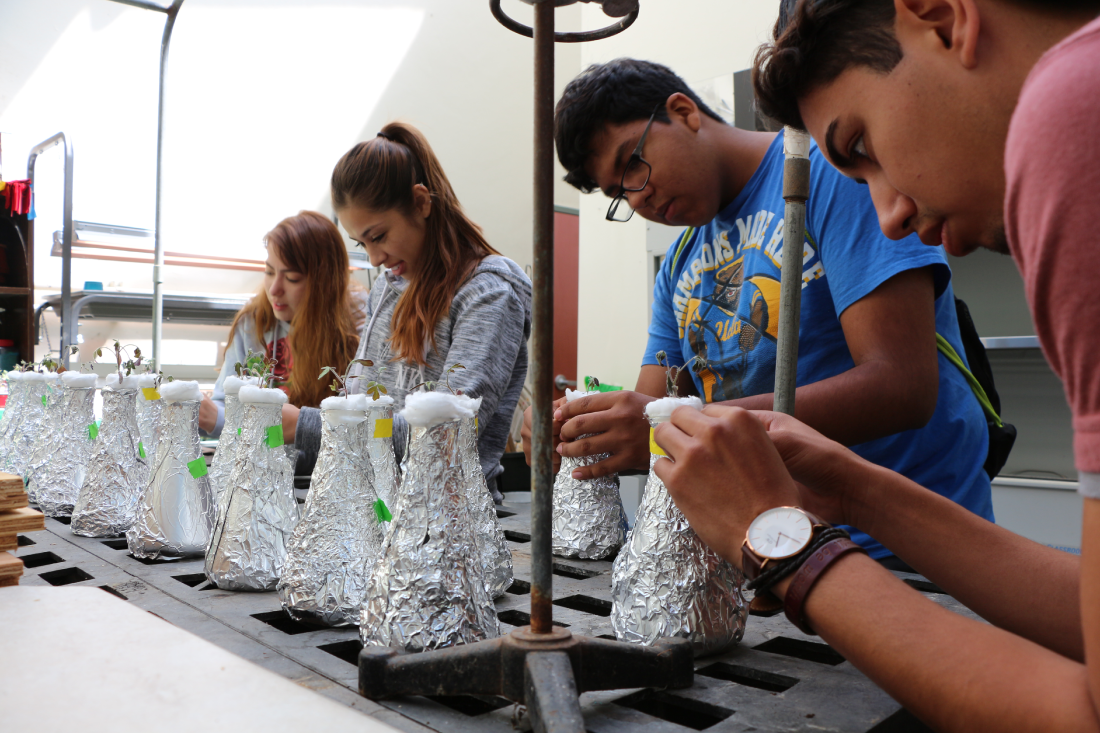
525, 58, 993, 564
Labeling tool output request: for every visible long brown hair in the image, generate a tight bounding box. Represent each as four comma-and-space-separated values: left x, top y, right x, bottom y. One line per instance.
331, 122, 499, 365
226, 211, 360, 408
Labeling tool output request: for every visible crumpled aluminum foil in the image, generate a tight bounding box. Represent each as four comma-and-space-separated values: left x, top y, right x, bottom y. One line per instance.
127, 398, 216, 559
0, 377, 26, 461
134, 379, 163, 467
551, 435, 627, 560
71, 388, 149, 537
611, 441, 747, 657
33, 383, 98, 518
365, 402, 399, 509
460, 414, 513, 598
205, 401, 299, 590
361, 419, 501, 651
208, 391, 243, 507
279, 405, 385, 625
15, 376, 60, 498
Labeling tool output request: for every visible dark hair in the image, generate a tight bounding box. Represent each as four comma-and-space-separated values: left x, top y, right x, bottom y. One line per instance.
555, 58, 726, 193
331, 122, 499, 366
754, 0, 1100, 131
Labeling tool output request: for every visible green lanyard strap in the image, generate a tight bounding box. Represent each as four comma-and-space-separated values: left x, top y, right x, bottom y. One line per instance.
936, 334, 1003, 428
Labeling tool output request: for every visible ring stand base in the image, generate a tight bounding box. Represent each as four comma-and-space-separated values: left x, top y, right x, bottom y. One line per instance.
359, 627, 693, 733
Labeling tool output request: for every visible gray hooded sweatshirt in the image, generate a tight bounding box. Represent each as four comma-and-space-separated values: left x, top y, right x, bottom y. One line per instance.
294, 255, 532, 493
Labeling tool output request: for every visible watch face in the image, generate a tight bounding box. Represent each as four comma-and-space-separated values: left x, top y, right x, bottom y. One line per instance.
746, 507, 814, 560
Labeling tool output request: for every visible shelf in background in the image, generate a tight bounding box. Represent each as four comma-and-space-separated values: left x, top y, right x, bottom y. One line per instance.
981, 335, 1040, 350
0, 287, 32, 296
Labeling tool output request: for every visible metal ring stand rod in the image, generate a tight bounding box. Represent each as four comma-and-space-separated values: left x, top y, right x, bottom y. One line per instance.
773, 127, 811, 416
27, 133, 74, 367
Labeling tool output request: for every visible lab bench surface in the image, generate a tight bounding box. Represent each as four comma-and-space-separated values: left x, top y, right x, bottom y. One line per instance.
8, 500, 971, 732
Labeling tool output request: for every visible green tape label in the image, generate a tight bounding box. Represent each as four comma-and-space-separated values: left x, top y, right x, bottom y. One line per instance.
41, 395, 47, 406
187, 456, 208, 478
87, 423, 98, 441
373, 498, 393, 523
265, 424, 284, 448
138, 441, 146, 459
237, 427, 242, 436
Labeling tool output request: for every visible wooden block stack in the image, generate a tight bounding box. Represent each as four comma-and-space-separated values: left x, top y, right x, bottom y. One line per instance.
0, 472, 44, 587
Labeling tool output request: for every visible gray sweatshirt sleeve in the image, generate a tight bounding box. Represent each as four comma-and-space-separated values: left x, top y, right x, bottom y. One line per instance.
294, 406, 322, 476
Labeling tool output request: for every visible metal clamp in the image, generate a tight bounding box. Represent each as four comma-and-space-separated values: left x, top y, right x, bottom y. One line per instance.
489, 0, 638, 42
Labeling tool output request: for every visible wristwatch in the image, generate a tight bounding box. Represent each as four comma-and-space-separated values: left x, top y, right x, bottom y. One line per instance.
741, 506, 828, 583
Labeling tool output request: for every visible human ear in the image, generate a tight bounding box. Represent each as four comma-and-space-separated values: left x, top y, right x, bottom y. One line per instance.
412, 183, 432, 219
895, 0, 980, 68
665, 92, 702, 133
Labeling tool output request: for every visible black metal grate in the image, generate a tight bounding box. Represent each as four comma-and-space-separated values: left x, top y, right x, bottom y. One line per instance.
614, 689, 734, 730
99, 585, 128, 600
903, 578, 945, 595
868, 708, 935, 732
20, 551, 63, 568
51, 516, 72, 525
506, 579, 531, 595
318, 640, 364, 665
171, 573, 209, 588
101, 539, 129, 550
552, 594, 612, 617
16, 535, 34, 546
250, 610, 324, 635
696, 662, 799, 693
551, 562, 602, 580
495, 508, 516, 518
503, 530, 530, 543
497, 609, 569, 628
38, 566, 94, 586
129, 553, 180, 565
754, 637, 846, 666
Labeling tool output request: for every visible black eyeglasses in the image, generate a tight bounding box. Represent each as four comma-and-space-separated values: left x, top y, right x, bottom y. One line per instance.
606, 105, 661, 222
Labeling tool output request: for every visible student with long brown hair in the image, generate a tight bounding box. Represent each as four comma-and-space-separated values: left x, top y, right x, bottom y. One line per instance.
293, 122, 531, 500
200, 210, 362, 444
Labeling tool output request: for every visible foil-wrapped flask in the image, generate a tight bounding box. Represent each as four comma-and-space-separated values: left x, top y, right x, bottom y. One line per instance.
32, 372, 99, 518
205, 385, 299, 591
457, 395, 513, 598
279, 394, 388, 625
207, 375, 257, 508
611, 396, 747, 656
127, 381, 216, 559
71, 375, 149, 537
16, 372, 61, 496
0, 372, 27, 461
361, 391, 500, 651
551, 389, 628, 560
363, 395, 399, 509
134, 373, 162, 466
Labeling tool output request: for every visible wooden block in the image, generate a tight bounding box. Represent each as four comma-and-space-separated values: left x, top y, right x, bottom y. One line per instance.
0, 507, 45, 533
0, 533, 16, 552
0, 551, 23, 580
0, 575, 18, 587
0, 492, 28, 511
0, 471, 24, 498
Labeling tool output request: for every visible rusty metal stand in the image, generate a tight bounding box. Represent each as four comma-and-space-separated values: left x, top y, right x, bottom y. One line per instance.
358, 3, 693, 732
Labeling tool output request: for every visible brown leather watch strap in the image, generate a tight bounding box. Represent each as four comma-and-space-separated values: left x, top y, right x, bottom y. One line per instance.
783, 538, 865, 635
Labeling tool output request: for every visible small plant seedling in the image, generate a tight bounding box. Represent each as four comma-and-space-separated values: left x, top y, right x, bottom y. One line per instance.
412, 364, 466, 395
654, 351, 707, 398
317, 358, 388, 400
234, 349, 279, 389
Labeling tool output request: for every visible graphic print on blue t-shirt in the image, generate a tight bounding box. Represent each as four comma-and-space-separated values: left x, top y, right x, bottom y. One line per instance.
645, 131, 995, 559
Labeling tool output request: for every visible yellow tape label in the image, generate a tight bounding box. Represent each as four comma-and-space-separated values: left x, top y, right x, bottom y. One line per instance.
142, 388, 161, 401
649, 427, 666, 457
373, 417, 393, 439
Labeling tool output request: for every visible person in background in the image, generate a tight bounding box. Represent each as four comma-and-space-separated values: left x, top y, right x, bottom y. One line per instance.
292, 122, 531, 500
523, 58, 994, 565
649, 1, 1100, 731
200, 211, 363, 448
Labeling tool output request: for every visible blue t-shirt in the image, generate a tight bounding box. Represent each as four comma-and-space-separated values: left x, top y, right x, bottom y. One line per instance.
644, 132, 994, 558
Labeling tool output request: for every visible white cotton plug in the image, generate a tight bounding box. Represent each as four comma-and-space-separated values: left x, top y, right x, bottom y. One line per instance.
400, 391, 476, 428
60, 372, 98, 389
565, 388, 598, 403
158, 380, 202, 402
223, 375, 259, 395
644, 395, 703, 422
135, 374, 158, 388
321, 393, 368, 412
103, 373, 138, 391
238, 385, 288, 405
